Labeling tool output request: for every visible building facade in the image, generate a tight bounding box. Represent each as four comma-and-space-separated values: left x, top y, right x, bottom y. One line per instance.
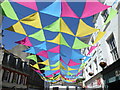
82, 0, 120, 89
1, 46, 44, 90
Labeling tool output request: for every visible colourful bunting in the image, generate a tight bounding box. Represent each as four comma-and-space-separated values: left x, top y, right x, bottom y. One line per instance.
29, 29, 46, 41
37, 50, 48, 58
38, 59, 49, 65
30, 64, 40, 70
6, 22, 27, 35
93, 31, 106, 44
68, 59, 81, 66
48, 45, 60, 53
12, 0, 38, 11
40, 0, 61, 17
76, 19, 99, 37
40, 66, 51, 70
26, 55, 37, 62
1, 0, 19, 20
80, 0, 111, 18
72, 37, 90, 49
20, 12, 42, 28
15, 37, 32, 46
34, 42, 47, 50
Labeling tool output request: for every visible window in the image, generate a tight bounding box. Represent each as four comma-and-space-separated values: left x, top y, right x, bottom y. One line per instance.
94, 59, 98, 71
12, 73, 18, 83
101, 10, 108, 21
2, 70, 10, 82
106, 34, 119, 61
116, 2, 120, 11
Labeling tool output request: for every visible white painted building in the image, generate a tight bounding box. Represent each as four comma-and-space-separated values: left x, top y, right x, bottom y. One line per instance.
82, 0, 120, 89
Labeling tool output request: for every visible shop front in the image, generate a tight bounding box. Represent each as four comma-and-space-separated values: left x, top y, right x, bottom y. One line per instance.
102, 59, 120, 89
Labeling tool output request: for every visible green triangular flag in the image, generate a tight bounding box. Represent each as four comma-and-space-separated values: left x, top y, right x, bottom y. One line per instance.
72, 37, 90, 49
43, 18, 60, 32
1, 0, 18, 20
50, 61, 60, 67
104, 8, 118, 25
67, 72, 74, 75
29, 29, 46, 41
26, 55, 37, 63
60, 33, 70, 47
40, 66, 50, 70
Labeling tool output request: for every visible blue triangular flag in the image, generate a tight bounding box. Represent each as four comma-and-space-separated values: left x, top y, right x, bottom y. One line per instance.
71, 50, 85, 59
40, 0, 61, 17
34, 42, 47, 50
49, 54, 60, 61
23, 47, 36, 54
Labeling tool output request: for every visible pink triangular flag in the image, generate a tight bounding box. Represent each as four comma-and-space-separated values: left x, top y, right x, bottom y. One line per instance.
60, 57, 67, 64
48, 45, 60, 53
61, 0, 79, 18
87, 45, 98, 55
81, 0, 111, 18
53, 70, 60, 74
15, 37, 32, 46
46, 74, 53, 77
33, 69, 42, 74
12, 0, 38, 11
68, 59, 81, 66
37, 51, 48, 58
76, 71, 82, 76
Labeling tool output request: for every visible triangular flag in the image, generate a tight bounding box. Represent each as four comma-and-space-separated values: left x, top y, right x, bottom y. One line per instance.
51, 65, 60, 70
87, 45, 97, 55
50, 61, 60, 67
20, 12, 42, 28
71, 50, 85, 59
76, 19, 99, 37
67, 66, 77, 71
104, 8, 118, 25
43, 18, 60, 32
61, 0, 78, 18
6, 22, 27, 35
30, 64, 40, 70
68, 59, 81, 66
60, 18, 74, 36
48, 45, 60, 53
60, 63, 67, 70
50, 54, 60, 61
15, 37, 32, 46
46, 74, 53, 77
83, 56, 91, 63
60, 33, 70, 47
26, 55, 37, 62
23, 47, 36, 54
53, 70, 60, 74
34, 42, 47, 50
60, 57, 67, 65
37, 50, 48, 58
40, 0, 61, 17
76, 71, 82, 76
67, 72, 74, 75
29, 29, 46, 41
33, 69, 42, 74
72, 38, 90, 49
38, 59, 49, 65
93, 31, 106, 44
12, 0, 38, 11
1, 0, 19, 20
80, 0, 111, 18
40, 66, 50, 70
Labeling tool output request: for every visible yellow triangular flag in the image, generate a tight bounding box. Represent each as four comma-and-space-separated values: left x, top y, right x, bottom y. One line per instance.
93, 31, 106, 45
51, 65, 60, 70
38, 59, 49, 65
60, 18, 74, 36
20, 12, 42, 28
30, 64, 40, 70
6, 22, 27, 35
60, 63, 67, 70
47, 33, 60, 44
76, 19, 99, 37
68, 66, 77, 71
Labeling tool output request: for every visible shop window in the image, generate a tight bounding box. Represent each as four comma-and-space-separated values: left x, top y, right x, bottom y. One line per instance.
12, 73, 18, 83
106, 33, 119, 61
2, 70, 10, 82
